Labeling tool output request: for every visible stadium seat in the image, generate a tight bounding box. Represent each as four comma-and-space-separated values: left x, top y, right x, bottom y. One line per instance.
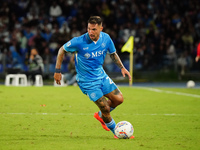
35, 75, 43, 87
5, 74, 28, 86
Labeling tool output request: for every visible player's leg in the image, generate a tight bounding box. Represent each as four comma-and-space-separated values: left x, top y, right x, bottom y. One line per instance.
98, 88, 123, 117
94, 96, 116, 134
97, 76, 124, 117
77, 78, 116, 133
77, 80, 112, 131
105, 88, 124, 108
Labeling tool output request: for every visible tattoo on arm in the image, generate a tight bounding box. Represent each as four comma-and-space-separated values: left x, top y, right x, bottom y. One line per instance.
55, 46, 67, 69
110, 52, 124, 69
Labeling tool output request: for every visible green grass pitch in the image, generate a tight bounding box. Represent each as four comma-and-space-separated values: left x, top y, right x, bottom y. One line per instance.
0, 85, 200, 150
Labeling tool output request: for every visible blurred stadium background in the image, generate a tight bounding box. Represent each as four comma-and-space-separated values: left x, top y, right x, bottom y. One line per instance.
0, 0, 200, 84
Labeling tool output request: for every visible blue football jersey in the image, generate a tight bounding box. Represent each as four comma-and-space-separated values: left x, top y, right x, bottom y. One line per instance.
63, 32, 116, 82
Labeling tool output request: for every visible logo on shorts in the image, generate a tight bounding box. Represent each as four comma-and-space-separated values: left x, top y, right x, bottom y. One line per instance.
90, 93, 96, 99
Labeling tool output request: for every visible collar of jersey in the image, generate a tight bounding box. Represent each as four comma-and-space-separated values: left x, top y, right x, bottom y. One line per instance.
85, 32, 102, 44
85, 33, 93, 44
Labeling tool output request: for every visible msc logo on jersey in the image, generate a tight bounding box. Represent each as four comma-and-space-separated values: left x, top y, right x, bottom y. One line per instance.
91, 50, 106, 58
84, 49, 106, 59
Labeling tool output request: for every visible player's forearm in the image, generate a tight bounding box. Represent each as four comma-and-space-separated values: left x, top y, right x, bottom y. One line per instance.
110, 52, 124, 69
55, 46, 66, 69
195, 56, 200, 62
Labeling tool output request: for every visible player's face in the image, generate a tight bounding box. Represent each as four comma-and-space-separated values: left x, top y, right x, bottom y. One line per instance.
87, 23, 103, 42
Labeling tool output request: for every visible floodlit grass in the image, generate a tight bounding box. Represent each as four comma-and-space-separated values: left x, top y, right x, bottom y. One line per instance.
0, 85, 200, 150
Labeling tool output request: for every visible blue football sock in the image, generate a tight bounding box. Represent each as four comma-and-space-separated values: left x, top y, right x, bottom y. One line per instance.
98, 107, 115, 118
105, 118, 116, 134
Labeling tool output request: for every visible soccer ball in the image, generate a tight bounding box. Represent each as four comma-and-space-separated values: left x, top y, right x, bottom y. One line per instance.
114, 121, 134, 139
186, 80, 195, 88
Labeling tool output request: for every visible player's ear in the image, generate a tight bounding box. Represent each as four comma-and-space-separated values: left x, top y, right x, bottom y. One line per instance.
100, 26, 103, 31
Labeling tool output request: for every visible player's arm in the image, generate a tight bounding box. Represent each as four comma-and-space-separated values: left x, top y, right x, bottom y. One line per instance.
196, 56, 200, 62
110, 52, 131, 81
54, 46, 67, 85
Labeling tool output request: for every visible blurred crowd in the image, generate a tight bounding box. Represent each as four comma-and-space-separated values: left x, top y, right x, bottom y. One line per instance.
0, 0, 200, 77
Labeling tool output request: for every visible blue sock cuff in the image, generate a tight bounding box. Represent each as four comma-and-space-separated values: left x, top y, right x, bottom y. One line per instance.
105, 118, 115, 127
105, 118, 116, 134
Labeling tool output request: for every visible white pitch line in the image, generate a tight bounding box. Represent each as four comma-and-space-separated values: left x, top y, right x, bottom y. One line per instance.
0, 113, 199, 116
135, 87, 200, 98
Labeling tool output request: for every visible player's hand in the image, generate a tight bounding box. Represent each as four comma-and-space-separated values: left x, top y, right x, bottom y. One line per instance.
54, 73, 62, 85
121, 68, 132, 81
195, 56, 200, 62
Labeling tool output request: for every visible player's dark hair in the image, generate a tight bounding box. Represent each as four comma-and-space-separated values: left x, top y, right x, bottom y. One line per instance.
88, 16, 102, 25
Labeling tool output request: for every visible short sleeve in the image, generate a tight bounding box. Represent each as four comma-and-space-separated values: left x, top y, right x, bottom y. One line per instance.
107, 37, 116, 54
63, 37, 78, 53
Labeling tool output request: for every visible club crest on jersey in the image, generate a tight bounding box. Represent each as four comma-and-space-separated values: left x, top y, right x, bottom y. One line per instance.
84, 53, 90, 59
101, 43, 106, 48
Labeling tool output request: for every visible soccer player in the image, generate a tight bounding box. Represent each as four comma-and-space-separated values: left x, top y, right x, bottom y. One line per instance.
54, 16, 134, 139
195, 42, 200, 62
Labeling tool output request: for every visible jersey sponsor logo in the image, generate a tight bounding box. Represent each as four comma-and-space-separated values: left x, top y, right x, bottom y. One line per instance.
67, 41, 71, 47
84, 49, 106, 59
91, 49, 106, 58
